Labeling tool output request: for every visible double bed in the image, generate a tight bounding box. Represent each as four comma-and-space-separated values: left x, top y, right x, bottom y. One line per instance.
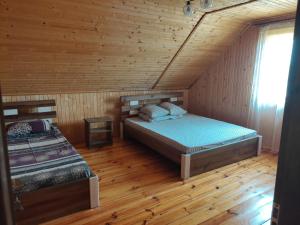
3, 100, 99, 225
120, 92, 262, 179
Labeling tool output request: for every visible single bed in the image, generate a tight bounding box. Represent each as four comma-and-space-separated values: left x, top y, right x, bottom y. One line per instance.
9, 126, 93, 194
120, 92, 262, 179
3, 100, 99, 225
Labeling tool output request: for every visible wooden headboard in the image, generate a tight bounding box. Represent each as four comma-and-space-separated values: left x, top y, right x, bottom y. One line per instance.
120, 92, 184, 122
2, 100, 56, 123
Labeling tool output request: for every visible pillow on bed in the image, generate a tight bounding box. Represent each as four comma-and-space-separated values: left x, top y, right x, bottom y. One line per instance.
28, 119, 51, 133
139, 113, 182, 122
7, 120, 51, 137
7, 122, 32, 137
140, 105, 169, 118
160, 102, 187, 116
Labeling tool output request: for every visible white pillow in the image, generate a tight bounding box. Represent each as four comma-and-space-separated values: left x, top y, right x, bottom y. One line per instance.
139, 113, 182, 122
140, 105, 169, 118
160, 102, 187, 116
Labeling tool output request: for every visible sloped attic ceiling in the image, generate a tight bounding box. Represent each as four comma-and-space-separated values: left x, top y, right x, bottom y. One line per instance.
0, 0, 297, 95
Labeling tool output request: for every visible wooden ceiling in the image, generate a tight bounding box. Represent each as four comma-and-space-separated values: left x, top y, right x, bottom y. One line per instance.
0, 0, 297, 95
156, 0, 297, 89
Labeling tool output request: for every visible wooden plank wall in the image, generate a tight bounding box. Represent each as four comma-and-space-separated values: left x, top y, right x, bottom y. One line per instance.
0, 0, 297, 94
1, 0, 206, 94
3, 90, 188, 144
188, 26, 260, 127
154, 0, 297, 89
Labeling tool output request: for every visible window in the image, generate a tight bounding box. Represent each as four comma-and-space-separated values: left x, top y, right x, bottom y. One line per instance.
248, 22, 295, 153
256, 25, 294, 107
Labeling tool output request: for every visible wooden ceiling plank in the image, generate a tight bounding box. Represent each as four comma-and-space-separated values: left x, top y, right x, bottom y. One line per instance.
0, 0, 297, 94
157, 0, 297, 89
152, 0, 258, 89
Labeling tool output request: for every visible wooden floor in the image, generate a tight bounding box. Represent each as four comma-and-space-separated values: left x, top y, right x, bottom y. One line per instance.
43, 140, 277, 225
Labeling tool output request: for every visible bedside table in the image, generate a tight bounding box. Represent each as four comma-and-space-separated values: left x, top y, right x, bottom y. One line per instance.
84, 116, 113, 148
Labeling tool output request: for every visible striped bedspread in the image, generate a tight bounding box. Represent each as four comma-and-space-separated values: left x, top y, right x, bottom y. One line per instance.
8, 126, 92, 194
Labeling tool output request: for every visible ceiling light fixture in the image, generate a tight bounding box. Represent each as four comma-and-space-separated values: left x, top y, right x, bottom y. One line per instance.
183, 1, 193, 17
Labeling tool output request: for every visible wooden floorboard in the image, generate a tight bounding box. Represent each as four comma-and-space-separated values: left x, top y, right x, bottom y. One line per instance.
41, 140, 276, 225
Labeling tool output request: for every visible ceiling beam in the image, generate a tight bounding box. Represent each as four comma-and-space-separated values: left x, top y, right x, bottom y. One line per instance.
151, 0, 258, 89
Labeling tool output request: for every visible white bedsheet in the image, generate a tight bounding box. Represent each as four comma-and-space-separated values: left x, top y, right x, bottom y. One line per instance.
125, 114, 257, 154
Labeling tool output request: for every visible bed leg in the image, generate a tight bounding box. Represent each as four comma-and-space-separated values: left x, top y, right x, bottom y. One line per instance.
257, 135, 263, 155
181, 154, 191, 180
89, 176, 100, 209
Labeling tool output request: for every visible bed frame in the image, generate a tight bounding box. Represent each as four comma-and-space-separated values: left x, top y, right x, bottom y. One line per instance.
120, 92, 262, 180
2, 100, 99, 225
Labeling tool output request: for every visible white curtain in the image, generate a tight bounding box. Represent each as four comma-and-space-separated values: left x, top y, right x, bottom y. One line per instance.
248, 22, 294, 154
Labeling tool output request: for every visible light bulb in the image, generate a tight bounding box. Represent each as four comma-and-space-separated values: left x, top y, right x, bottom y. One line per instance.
183, 1, 193, 16
200, 0, 213, 9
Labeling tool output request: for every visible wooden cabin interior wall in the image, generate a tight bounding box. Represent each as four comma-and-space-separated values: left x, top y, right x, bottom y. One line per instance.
0, 0, 297, 144
189, 26, 260, 127
0, 0, 297, 94
2, 90, 188, 144
0, 0, 206, 94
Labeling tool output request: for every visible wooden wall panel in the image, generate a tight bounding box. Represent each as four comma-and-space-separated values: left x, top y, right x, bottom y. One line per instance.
156, 0, 297, 89
3, 90, 188, 144
0, 0, 297, 94
0, 0, 203, 94
188, 26, 260, 127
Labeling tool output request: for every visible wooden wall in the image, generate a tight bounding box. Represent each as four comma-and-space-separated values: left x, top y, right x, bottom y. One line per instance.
3, 90, 188, 144
0, 0, 297, 147
152, 0, 297, 89
0, 0, 297, 94
189, 26, 260, 127
0, 0, 206, 94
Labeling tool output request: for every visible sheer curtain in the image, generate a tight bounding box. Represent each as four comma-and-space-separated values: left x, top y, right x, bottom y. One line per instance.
248, 22, 294, 154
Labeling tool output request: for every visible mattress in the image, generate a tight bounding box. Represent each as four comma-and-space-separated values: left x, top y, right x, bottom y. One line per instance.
8, 126, 92, 194
125, 114, 257, 154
